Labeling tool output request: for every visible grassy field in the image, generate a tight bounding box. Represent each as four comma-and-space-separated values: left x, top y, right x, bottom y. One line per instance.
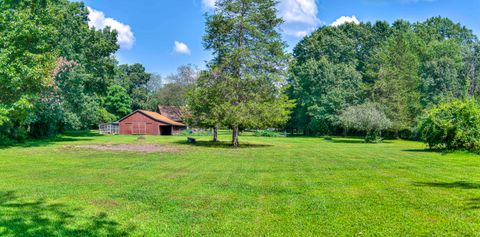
1, 131, 480, 236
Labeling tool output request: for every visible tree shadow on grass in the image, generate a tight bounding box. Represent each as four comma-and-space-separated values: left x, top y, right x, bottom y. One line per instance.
0, 191, 129, 237
414, 181, 480, 189
61, 130, 104, 138
402, 148, 451, 155
326, 138, 392, 144
174, 140, 273, 149
466, 198, 480, 209
0, 131, 100, 150
414, 181, 480, 210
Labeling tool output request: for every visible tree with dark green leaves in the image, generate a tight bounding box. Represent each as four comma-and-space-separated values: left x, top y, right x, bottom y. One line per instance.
105, 85, 132, 119
192, 0, 294, 147
288, 22, 387, 135
186, 69, 223, 142
0, 0, 137, 141
288, 17, 480, 139
0, 0, 59, 141
368, 23, 423, 136
115, 64, 152, 110
289, 57, 362, 134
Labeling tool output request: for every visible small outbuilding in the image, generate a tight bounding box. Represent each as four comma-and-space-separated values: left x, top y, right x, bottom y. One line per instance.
118, 110, 186, 136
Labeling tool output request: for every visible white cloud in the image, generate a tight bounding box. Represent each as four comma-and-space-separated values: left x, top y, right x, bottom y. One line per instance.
87, 7, 135, 49
173, 41, 191, 55
202, 0, 217, 9
279, 0, 319, 25
280, 0, 321, 38
331, 15, 360, 27
202, 0, 320, 38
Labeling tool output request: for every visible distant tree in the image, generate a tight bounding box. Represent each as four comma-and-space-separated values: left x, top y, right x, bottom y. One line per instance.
115, 64, 152, 110
288, 22, 391, 135
105, 85, 132, 119
420, 39, 467, 106
339, 103, 392, 143
147, 73, 163, 93
368, 23, 423, 137
289, 57, 362, 134
196, 0, 294, 147
150, 65, 198, 108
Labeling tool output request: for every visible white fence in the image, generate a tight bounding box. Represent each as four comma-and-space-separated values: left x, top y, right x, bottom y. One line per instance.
99, 123, 119, 135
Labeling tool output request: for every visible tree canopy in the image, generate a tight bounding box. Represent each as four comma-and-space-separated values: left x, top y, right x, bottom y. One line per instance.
288, 17, 480, 138
189, 0, 294, 146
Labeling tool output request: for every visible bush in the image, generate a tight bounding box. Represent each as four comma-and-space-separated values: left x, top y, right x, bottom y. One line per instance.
416, 99, 480, 152
179, 129, 212, 136
254, 130, 282, 137
339, 102, 392, 143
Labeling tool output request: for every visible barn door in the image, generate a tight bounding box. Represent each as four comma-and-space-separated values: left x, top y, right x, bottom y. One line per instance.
132, 122, 147, 135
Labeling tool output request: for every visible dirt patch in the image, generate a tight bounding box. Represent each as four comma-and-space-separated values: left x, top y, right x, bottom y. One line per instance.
71, 144, 180, 153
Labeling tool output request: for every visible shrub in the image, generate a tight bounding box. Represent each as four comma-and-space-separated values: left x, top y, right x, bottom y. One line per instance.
254, 130, 282, 137
416, 99, 480, 152
339, 102, 392, 143
179, 129, 212, 136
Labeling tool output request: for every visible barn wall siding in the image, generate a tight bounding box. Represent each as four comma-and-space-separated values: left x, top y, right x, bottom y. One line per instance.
119, 112, 164, 135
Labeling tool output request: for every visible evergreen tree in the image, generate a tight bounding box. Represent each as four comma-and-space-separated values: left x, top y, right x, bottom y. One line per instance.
192, 0, 293, 147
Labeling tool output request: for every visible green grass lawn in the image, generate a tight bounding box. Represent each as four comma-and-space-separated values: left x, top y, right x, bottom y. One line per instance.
1, 131, 480, 236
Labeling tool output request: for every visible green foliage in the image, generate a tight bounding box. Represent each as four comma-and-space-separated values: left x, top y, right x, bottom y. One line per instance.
417, 99, 480, 151
289, 57, 362, 134
420, 39, 467, 105
193, 0, 294, 146
150, 65, 198, 108
179, 129, 212, 136
253, 130, 282, 137
115, 64, 152, 110
0, 0, 155, 141
339, 102, 392, 143
105, 85, 132, 119
288, 17, 480, 138
369, 27, 422, 133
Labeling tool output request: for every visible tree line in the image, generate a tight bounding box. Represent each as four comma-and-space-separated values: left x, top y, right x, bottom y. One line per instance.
3, 0, 480, 148
0, 0, 197, 144
286, 17, 480, 139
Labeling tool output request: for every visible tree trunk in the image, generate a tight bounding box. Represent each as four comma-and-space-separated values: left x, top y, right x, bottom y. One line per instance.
232, 126, 239, 147
212, 127, 218, 142
469, 56, 477, 96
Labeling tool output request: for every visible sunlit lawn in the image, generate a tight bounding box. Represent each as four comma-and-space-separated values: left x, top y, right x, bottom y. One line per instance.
1, 131, 480, 236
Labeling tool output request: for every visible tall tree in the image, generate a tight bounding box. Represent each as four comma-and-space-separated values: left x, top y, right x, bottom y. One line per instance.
420, 39, 466, 106
289, 57, 362, 134
105, 85, 132, 119
115, 63, 152, 110
193, 0, 293, 147
368, 23, 423, 136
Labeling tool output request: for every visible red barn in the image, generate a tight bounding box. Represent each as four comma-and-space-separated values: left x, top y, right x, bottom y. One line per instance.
118, 110, 186, 135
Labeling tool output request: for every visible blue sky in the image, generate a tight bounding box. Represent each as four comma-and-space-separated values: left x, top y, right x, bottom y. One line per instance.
81, 0, 480, 76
